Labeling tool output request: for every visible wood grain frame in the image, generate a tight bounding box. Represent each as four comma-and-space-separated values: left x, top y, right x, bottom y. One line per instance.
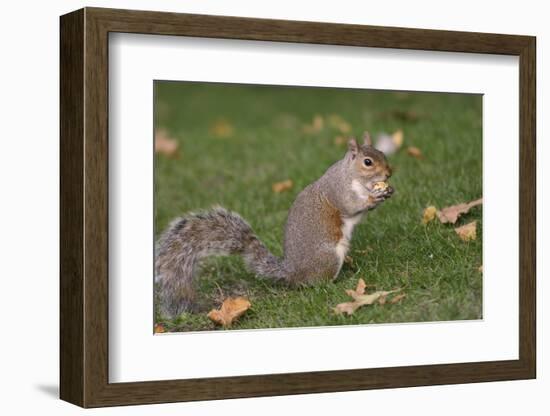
60, 7, 536, 408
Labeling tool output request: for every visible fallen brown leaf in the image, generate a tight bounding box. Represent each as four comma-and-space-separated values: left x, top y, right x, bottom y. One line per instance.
327, 114, 351, 134
155, 128, 180, 158
352, 278, 367, 296
334, 135, 347, 146
334, 290, 401, 315
389, 293, 407, 304
478, 264, 483, 273
334, 278, 402, 315
210, 118, 234, 138
455, 221, 477, 242
392, 129, 404, 148
154, 323, 166, 333
407, 146, 423, 159
272, 179, 293, 193
303, 115, 324, 134
437, 198, 482, 224
422, 206, 437, 225
207, 297, 251, 327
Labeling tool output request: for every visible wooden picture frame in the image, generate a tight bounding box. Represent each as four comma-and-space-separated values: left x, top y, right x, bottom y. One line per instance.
60, 7, 536, 408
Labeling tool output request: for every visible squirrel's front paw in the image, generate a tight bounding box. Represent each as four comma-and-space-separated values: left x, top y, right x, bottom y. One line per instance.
372, 184, 394, 200
367, 185, 394, 209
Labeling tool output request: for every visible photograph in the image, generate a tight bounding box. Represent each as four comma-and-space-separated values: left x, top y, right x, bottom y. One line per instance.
153, 81, 483, 333
54, 5, 537, 409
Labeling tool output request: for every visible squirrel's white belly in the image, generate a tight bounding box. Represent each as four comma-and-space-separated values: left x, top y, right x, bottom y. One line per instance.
334, 213, 363, 277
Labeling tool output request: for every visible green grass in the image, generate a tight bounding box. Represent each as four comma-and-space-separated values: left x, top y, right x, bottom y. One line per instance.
154, 81, 482, 332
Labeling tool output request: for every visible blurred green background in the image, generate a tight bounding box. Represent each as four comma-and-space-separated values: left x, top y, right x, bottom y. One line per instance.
154, 81, 482, 332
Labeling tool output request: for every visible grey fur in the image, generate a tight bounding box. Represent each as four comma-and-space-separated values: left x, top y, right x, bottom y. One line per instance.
155, 140, 393, 319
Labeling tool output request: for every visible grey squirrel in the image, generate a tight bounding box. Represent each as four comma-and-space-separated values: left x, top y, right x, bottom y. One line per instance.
155, 133, 394, 318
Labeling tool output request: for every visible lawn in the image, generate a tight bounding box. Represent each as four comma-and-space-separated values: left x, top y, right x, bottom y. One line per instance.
154, 81, 482, 332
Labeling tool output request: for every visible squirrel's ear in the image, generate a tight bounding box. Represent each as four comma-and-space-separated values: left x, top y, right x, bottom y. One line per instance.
347, 138, 359, 158
363, 131, 372, 146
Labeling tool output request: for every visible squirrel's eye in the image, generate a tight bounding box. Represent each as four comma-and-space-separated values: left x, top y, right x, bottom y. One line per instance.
364, 158, 373, 167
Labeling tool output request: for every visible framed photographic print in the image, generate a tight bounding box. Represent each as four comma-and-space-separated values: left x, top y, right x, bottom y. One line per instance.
60, 7, 536, 408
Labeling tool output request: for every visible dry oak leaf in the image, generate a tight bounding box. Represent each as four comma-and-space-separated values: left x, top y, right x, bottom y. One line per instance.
207, 297, 251, 327
392, 129, 404, 148
437, 198, 482, 224
154, 323, 166, 333
349, 277, 367, 297
407, 146, 423, 159
210, 118, 234, 138
334, 278, 401, 315
155, 128, 180, 158
327, 114, 352, 134
303, 115, 324, 134
334, 135, 347, 146
272, 179, 293, 193
455, 221, 477, 242
422, 206, 437, 225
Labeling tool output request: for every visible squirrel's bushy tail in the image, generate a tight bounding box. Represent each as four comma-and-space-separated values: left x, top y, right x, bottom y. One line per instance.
155, 206, 287, 318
